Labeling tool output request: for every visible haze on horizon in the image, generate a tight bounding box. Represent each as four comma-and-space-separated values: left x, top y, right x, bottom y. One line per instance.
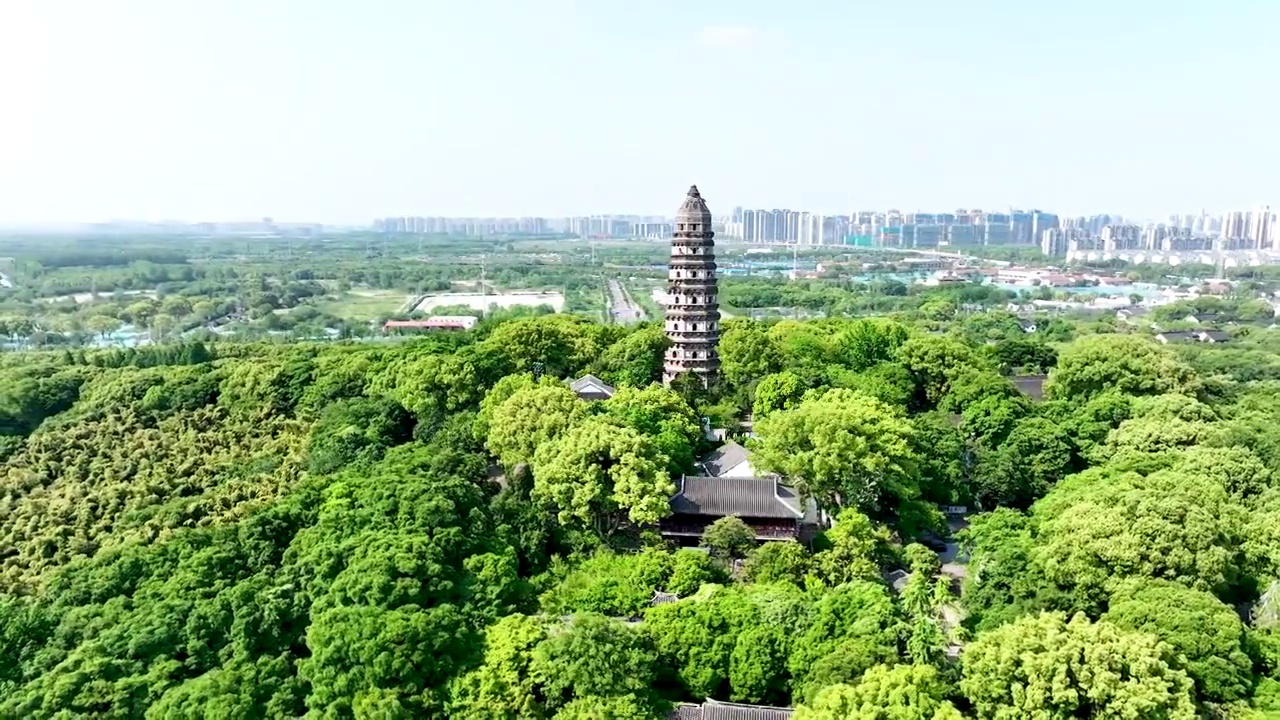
0, 0, 1276, 225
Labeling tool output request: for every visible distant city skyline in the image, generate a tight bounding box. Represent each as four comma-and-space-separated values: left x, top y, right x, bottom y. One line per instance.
25, 201, 1275, 250
1, 1, 1278, 224
368, 204, 1279, 255
1, 201, 1273, 232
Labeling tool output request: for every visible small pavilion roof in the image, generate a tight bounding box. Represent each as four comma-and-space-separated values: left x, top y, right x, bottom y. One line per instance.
698, 441, 751, 476
566, 374, 615, 399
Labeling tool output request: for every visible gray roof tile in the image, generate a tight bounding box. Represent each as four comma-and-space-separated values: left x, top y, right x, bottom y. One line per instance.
671, 476, 816, 522
670, 700, 795, 719
1011, 374, 1047, 401
566, 374, 615, 398
700, 441, 751, 476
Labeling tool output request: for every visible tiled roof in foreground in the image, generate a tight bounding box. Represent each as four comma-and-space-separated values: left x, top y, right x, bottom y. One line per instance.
670, 699, 794, 719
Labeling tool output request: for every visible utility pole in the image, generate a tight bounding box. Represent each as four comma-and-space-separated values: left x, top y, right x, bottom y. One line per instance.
480, 254, 487, 317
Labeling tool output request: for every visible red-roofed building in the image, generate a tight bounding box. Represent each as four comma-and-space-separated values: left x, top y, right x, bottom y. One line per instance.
383, 315, 478, 333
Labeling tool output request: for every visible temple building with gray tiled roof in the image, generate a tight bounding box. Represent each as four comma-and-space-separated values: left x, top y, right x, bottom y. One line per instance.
661, 475, 821, 543
669, 699, 794, 719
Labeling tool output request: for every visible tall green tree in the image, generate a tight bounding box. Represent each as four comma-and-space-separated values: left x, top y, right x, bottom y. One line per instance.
700, 516, 757, 562
895, 335, 984, 408
754, 389, 918, 515
973, 416, 1076, 509
729, 624, 790, 705
487, 383, 588, 472
531, 417, 673, 533
1031, 468, 1247, 611
833, 318, 909, 372
716, 321, 782, 392
666, 549, 728, 597
831, 363, 915, 410
448, 614, 547, 719
960, 612, 1197, 720
743, 541, 812, 586
592, 326, 667, 388
956, 508, 1044, 633
794, 664, 963, 720
910, 411, 968, 506
474, 372, 541, 441
1044, 334, 1199, 402
531, 614, 659, 713
752, 371, 807, 419
552, 694, 662, 720
812, 510, 892, 587
1103, 579, 1253, 705
306, 396, 412, 474
789, 580, 904, 703
601, 384, 703, 475
481, 315, 601, 379
295, 448, 522, 717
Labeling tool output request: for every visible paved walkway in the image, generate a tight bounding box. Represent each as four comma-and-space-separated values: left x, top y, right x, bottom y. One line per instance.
606, 278, 644, 324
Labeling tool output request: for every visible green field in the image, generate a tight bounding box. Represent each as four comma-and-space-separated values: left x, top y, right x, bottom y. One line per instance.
316, 289, 412, 321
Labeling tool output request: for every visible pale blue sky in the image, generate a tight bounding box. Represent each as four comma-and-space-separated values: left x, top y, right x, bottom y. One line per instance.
0, 0, 1276, 224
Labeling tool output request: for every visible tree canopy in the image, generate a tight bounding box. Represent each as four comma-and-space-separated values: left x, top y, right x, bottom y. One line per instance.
754, 389, 919, 516
5, 301, 1280, 718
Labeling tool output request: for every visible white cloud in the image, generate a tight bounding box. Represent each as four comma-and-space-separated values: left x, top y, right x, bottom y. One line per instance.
694, 25, 760, 51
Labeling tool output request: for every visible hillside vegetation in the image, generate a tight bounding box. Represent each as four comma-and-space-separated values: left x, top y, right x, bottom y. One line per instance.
3, 313, 1280, 718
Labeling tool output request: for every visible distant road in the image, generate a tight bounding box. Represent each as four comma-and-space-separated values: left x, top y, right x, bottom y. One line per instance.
606, 279, 644, 324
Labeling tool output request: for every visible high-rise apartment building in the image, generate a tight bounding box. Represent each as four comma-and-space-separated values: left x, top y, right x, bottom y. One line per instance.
1101, 224, 1142, 251
1222, 210, 1248, 239
1031, 211, 1060, 246
1248, 205, 1275, 248
1041, 227, 1090, 256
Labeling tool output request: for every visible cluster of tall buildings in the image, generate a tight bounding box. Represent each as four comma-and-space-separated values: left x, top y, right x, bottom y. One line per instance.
723, 208, 1061, 249
1047, 205, 1277, 259
373, 216, 553, 235
371, 203, 1278, 261
1220, 206, 1277, 248
372, 215, 673, 238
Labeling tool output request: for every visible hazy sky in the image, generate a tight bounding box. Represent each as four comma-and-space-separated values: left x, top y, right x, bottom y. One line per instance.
0, 0, 1277, 224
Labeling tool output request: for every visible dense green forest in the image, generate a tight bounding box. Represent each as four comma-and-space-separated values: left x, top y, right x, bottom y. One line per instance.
2, 307, 1280, 718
